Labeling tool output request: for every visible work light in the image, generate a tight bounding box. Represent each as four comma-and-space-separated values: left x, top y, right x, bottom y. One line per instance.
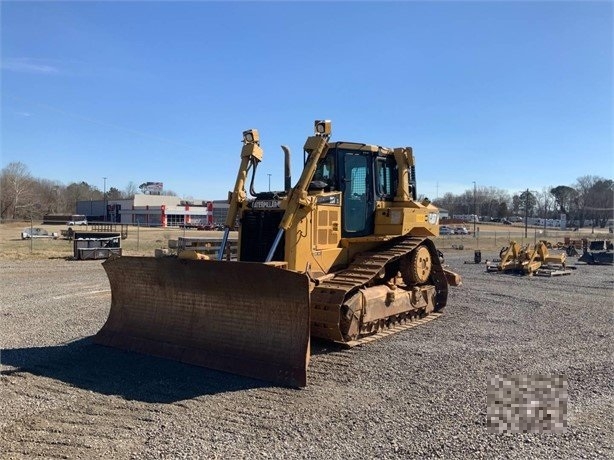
314, 120, 331, 136
243, 129, 259, 143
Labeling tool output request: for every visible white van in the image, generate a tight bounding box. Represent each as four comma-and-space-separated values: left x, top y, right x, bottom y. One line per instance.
67, 215, 88, 226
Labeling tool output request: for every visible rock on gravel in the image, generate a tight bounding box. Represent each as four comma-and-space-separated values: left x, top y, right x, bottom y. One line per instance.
1, 254, 612, 459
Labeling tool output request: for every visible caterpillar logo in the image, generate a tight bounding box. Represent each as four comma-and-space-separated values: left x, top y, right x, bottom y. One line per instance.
253, 200, 281, 209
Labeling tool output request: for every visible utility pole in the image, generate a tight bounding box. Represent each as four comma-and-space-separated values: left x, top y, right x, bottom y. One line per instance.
103, 177, 107, 222
267, 174, 271, 192
473, 181, 477, 237
543, 192, 548, 238
524, 188, 529, 238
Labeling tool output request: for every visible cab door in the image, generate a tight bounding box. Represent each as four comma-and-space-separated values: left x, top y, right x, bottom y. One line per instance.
341, 151, 374, 237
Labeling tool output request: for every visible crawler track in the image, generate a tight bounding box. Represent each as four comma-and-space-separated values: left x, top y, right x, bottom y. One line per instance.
343, 312, 444, 347
310, 236, 448, 343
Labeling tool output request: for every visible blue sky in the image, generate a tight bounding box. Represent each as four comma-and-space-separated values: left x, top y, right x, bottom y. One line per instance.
2, 1, 612, 200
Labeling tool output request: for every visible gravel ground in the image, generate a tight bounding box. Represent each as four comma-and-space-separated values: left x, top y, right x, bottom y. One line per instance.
1, 253, 612, 459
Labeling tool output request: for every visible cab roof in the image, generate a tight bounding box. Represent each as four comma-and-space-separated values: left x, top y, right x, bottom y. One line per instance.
327, 141, 393, 155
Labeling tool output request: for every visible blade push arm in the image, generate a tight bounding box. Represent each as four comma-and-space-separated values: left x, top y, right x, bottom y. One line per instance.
265, 120, 331, 262
393, 147, 416, 202
279, 134, 329, 230
218, 129, 263, 260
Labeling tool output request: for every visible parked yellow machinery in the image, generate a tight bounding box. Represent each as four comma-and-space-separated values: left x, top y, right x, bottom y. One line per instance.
489, 240, 568, 275
94, 120, 461, 387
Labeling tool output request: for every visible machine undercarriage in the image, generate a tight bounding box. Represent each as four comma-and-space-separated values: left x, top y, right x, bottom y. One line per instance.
311, 236, 450, 344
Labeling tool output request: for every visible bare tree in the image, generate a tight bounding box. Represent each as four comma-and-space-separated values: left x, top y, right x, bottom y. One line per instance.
572, 175, 613, 227
535, 188, 555, 227
124, 181, 139, 199
434, 186, 510, 219
64, 182, 102, 212
475, 186, 511, 218
35, 179, 66, 215
584, 179, 614, 227
432, 192, 456, 214
107, 187, 123, 200
0, 162, 36, 219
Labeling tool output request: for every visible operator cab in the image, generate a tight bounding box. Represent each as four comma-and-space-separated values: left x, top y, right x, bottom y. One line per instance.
313, 142, 405, 238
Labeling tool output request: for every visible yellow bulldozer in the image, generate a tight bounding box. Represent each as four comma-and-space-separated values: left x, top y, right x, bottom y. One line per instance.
94, 120, 461, 387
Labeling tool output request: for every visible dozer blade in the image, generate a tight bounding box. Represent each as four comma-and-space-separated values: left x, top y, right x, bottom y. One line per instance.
93, 256, 310, 387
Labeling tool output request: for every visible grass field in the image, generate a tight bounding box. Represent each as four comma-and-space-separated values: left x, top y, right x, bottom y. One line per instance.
1, 220, 610, 261
0, 221, 233, 261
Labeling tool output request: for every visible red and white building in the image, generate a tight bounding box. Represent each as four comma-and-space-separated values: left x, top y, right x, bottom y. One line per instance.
77, 195, 230, 228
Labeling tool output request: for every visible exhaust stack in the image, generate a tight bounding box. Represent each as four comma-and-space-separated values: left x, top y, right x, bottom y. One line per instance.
281, 145, 291, 192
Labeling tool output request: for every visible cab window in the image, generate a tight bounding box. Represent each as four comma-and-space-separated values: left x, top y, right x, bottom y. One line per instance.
375, 157, 396, 199
313, 153, 337, 189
